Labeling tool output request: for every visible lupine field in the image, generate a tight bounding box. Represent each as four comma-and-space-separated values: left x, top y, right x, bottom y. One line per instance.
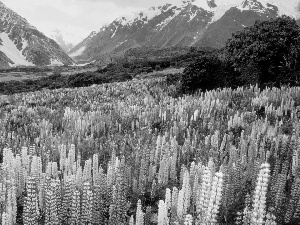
1, 76, 300, 225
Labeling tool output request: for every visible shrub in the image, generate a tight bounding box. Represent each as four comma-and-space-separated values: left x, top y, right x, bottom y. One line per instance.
225, 16, 300, 88
180, 53, 241, 94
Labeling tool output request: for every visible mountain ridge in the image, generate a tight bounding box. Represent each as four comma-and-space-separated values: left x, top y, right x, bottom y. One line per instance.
69, 0, 300, 63
0, 1, 74, 68
49, 29, 86, 53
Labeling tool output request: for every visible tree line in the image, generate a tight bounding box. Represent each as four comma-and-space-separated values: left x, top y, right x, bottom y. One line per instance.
179, 16, 300, 94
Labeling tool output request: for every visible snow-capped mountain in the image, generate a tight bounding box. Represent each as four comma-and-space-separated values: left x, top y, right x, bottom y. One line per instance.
69, 0, 300, 63
0, 1, 74, 68
49, 29, 85, 53
69, 1, 215, 62
68, 30, 97, 59
196, 0, 279, 48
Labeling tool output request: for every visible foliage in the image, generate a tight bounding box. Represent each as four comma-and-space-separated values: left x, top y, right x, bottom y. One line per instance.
2, 15, 300, 225
0, 76, 300, 224
178, 16, 300, 95
180, 52, 241, 93
100, 46, 217, 79
0, 71, 133, 95
225, 16, 300, 87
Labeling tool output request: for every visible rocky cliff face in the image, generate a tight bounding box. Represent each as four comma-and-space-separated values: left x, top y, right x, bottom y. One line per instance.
0, 1, 74, 68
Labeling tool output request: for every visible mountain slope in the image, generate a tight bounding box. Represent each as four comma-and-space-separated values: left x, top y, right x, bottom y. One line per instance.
0, 1, 74, 68
69, 0, 300, 63
69, 1, 216, 63
196, 0, 279, 48
49, 29, 85, 53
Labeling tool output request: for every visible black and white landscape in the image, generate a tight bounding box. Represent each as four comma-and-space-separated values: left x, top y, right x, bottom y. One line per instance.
1, 1, 300, 225
0, 0, 300, 66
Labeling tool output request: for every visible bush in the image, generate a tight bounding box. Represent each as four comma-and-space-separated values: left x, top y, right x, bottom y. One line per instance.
180, 53, 241, 94
166, 73, 181, 86
225, 16, 300, 88
0, 70, 133, 95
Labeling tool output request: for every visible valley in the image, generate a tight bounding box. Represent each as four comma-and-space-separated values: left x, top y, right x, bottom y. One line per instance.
0, 1, 300, 225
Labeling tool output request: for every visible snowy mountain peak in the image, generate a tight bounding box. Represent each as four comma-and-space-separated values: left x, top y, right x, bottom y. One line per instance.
237, 0, 278, 13
0, 1, 73, 67
115, 3, 176, 26
186, 0, 216, 11
113, 0, 220, 28
0, 1, 36, 30
48, 29, 85, 53
69, 0, 300, 63
240, 0, 264, 9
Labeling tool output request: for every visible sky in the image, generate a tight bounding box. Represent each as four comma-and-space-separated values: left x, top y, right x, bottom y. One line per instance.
1, 0, 184, 42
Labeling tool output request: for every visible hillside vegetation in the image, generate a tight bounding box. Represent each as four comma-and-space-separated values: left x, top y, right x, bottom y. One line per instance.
0, 46, 213, 95
179, 16, 300, 94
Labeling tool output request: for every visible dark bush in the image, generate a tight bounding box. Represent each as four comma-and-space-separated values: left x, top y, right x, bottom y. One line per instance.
225, 16, 300, 88
180, 53, 241, 94
166, 73, 181, 86
0, 70, 133, 95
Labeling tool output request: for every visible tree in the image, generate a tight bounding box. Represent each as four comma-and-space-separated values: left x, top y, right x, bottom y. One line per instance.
225, 16, 300, 87
180, 52, 240, 93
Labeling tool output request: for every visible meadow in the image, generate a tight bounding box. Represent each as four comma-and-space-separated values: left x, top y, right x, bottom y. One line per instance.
0, 75, 300, 225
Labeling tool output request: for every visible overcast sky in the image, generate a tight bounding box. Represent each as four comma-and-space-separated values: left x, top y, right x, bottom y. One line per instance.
1, 0, 183, 40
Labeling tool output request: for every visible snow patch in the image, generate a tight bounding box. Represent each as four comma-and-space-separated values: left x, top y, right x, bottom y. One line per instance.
111, 24, 118, 38
89, 31, 97, 38
21, 39, 28, 52
210, 0, 300, 23
111, 0, 300, 33
49, 29, 86, 47
188, 11, 197, 22
189, 0, 214, 12
236, 0, 269, 13
259, 0, 300, 18
211, 2, 238, 22
116, 40, 127, 48
0, 32, 34, 66
75, 60, 96, 67
69, 46, 86, 57
50, 58, 64, 66
116, 4, 173, 27
156, 8, 181, 31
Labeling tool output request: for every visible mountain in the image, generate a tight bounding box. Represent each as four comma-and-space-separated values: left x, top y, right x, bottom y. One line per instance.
195, 0, 279, 48
0, 1, 74, 68
69, 0, 215, 62
49, 29, 85, 53
69, 0, 300, 63
68, 30, 97, 62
